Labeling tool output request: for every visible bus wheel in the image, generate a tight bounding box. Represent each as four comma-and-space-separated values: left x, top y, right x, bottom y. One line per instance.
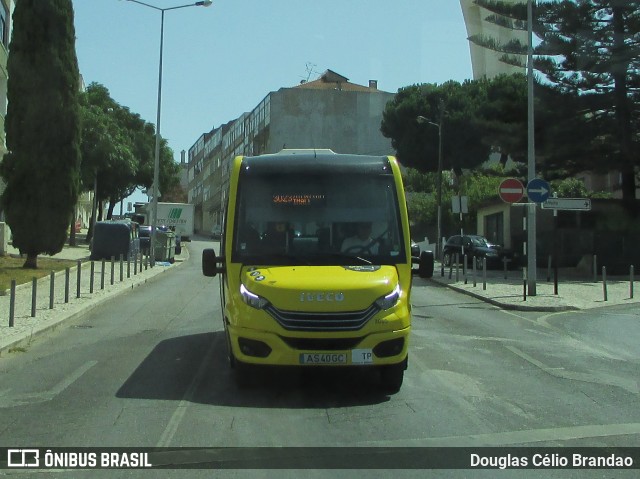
225, 331, 236, 369
234, 361, 256, 388
379, 359, 406, 394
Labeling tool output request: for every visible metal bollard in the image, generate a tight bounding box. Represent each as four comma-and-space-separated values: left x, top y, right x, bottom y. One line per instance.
120, 254, 124, 282
523, 267, 527, 301
464, 255, 468, 284
65, 267, 70, 303
630, 265, 635, 299
9, 280, 16, 327
602, 266, 608, 301
31, 277, 37, 317
127, 255, 131, 279
483, 257, 487, 290
101, 259, 105, 290
448, 258, 453, 280
455, 253, 459, 282
77, 260, 82, 298
111, 257, 115, 285
472, 256, 477, 287
140, 251, 143, 272
134, 253, 138, 276
90, 261, 95, 294
49, 271, 55, 309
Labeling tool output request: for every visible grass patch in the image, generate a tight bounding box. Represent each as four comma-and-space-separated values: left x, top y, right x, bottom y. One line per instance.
0, 255, 78, 292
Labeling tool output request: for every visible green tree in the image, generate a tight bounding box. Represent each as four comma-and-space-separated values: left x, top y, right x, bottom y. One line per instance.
479, 73, 528, 166
381, 80, 491, 176
550, 177, 589, 198
0, 0, 81, 268
472, 0, 640, 203
79, 83, 180, 239
382, 76, 546, 177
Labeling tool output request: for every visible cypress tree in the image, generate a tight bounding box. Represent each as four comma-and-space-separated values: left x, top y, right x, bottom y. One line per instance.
0, 0, 81, 268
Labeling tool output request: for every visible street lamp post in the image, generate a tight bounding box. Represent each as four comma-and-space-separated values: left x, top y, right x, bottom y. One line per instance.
526, 0, 537, 295
417, 105, 444, 262
124, 0, 212, 266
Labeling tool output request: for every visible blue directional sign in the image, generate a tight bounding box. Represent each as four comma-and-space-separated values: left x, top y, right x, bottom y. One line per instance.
527, 178, 550, 203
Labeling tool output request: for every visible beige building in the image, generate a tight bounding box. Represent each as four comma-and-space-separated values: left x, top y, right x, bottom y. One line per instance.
187, 70, 395, 234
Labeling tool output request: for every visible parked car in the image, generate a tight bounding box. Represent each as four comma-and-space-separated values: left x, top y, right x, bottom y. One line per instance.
211, 224, 222, 239
410, 240, 420, 258
443, 234, 517, 270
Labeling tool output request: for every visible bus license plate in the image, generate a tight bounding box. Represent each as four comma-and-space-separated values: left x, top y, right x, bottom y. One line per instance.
299, 353, 348, 365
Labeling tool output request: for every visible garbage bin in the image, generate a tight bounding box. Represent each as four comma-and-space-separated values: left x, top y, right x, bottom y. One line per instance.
154, 230, 175, 263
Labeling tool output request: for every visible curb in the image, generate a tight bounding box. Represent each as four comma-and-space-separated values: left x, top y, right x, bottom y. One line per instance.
428, 279, 579, 312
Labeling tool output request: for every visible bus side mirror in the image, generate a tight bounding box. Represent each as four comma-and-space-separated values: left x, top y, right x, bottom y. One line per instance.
202, 248, 225, 276
413, 251, 434, 279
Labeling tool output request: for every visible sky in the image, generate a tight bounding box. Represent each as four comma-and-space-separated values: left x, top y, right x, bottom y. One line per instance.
72, 0, 474, 206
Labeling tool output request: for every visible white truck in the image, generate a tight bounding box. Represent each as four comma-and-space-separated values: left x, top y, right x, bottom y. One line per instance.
135, 202, 195, 241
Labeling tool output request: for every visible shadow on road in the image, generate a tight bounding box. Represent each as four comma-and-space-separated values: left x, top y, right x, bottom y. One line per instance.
116, 332, 392, 408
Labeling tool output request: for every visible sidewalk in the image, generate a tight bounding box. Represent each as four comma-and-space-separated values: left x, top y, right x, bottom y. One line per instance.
0, 239, 187, 355
428, 261, 640, 312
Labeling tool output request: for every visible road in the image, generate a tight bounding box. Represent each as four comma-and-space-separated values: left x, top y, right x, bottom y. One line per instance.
0, 239, 638, 478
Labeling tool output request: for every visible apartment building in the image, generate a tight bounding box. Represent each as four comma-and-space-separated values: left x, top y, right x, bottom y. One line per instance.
0, 0, 12, 210
460, 0, 527, 80
187, 70, 395, 234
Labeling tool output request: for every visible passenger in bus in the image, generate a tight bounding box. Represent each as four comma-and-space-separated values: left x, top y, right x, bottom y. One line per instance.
262, 221, 292, 253
340, 222, 379, 254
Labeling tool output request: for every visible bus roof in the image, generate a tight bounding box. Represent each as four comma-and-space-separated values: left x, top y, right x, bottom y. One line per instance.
241, 150, 393, 175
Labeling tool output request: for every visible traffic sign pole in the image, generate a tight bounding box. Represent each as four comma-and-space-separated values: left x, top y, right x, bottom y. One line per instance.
525, 178, 549, 297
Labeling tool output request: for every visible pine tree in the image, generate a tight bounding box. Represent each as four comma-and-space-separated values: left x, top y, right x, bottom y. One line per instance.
471, 0, 640, 203
0, 0, 81, 268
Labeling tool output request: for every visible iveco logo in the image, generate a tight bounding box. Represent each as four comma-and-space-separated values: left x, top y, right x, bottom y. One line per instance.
300, 292, 345, 302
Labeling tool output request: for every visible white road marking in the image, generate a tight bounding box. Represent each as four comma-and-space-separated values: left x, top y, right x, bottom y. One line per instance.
0, 361, 98, 408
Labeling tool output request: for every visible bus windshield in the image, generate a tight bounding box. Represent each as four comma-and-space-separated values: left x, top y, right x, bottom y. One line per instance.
231, 171, 405, 266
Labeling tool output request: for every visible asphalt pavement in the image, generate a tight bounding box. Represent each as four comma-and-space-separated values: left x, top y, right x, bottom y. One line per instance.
2, 241, 638, 356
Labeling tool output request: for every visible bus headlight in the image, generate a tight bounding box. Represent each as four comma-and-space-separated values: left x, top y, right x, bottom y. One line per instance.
240, 284, 270, 310
375, 284, 401, 311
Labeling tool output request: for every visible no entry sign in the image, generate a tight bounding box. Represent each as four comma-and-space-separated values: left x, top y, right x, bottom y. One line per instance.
498, 178, 525, 203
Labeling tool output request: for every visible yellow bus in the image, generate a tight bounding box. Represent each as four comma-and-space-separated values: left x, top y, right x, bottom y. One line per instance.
202, 150, 433, 393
